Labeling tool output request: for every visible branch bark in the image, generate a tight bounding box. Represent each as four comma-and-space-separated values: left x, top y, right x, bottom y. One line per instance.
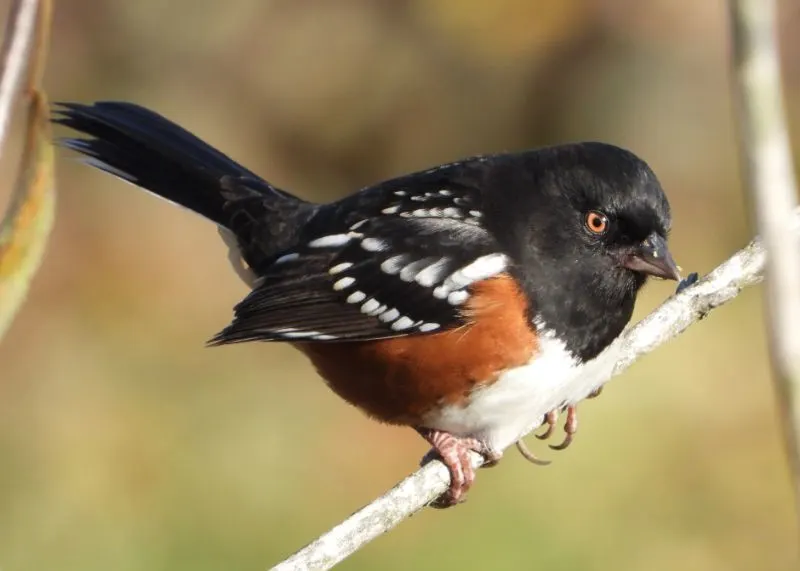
0, 0, 39, 160
0, 0, 55, 340
728, 0, 800, 521
272, 212, 797, 570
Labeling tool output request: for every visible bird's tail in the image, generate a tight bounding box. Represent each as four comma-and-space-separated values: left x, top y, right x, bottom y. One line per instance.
53, 101, 301, 227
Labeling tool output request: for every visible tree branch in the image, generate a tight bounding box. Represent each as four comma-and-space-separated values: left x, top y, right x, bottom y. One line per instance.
0, 0, 39, 161
0, 0, 55, 340
272, 212, 798, 570
728, 0, 800, 520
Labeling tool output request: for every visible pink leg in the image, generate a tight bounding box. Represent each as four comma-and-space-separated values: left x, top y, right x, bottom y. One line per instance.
549, 404, 578, 451
535, 409, 559, 441
416, 428, 501, 508
518, 403, 585, 464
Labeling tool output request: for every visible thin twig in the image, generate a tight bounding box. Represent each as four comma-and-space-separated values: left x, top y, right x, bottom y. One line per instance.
272, 214, 795, 570
728, 0, 800, 521
0, 0, 40, 161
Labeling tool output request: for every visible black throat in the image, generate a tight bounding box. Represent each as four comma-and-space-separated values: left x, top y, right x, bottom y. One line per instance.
512, 264, 641, 364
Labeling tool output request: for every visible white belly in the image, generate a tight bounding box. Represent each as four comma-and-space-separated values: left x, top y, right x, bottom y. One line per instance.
421, 329, 621, 451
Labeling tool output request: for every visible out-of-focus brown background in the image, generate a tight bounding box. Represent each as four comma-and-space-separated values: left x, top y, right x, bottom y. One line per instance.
1, 0, 798, 569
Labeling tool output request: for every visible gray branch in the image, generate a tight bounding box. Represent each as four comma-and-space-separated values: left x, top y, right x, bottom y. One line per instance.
728, 0, 800, 513
272, 211, 798, 571
0, 0, 40, 161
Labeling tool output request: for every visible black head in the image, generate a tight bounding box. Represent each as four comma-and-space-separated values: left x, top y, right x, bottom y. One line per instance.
472, 142, 679, 361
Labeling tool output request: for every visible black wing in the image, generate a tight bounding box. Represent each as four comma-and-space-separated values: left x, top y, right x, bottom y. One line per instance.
210, 213, 510, 344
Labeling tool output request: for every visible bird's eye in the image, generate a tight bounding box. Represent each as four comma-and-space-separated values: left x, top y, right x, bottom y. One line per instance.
585, 211, 609, 235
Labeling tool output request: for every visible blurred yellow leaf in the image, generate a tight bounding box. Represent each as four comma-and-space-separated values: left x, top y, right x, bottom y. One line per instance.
0, 90, 55, 339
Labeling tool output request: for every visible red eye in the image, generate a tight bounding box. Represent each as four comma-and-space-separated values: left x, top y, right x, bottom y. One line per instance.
585, 211, 609, 235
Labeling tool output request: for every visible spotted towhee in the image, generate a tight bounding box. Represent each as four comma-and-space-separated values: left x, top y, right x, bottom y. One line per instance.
55, 101, 680, 507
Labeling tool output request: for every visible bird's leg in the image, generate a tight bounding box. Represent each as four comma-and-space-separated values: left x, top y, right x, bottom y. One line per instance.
549, 404, 578, 451
519, 389, 601, 463
535, 409, 559, 441
548, 388, 600, 450
416, 427, 502, 508
517, 407, 561, 465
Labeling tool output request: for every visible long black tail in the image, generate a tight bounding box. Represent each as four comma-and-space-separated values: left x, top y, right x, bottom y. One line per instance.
53, 101, 300, 226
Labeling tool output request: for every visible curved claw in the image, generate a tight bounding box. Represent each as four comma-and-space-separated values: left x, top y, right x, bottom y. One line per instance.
515, 439, 551, 466
549, 405, 578, 451
416, 427, 502, 508
549, 432, 574, 451
535, 410, 558, 440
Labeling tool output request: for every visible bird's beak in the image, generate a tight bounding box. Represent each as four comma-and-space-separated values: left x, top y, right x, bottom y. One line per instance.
621, 233, 681, 281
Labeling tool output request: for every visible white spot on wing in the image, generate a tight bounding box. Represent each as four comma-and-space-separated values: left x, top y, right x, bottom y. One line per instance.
367, 304, 387, 317
280, 329, 323, 339
274, 253, 300, 264
382, 205, 400, 214
448, 290, 469, 305
333, 277, 355, 290
309, 234, 352, 248
433, 285, 450, 299
361, 299, 381, 314
381, 254, 409, 275
347, 291, 366, 304
461, 253, 508, 280
361, 237, 388, 252
419, 322, 440, 332
399, 258, 435, 282
414, 258, 450, 287
379, 308, 400, 322
444, 253, 509, 290
391, 316, 415, 331
329, 262, 353, 274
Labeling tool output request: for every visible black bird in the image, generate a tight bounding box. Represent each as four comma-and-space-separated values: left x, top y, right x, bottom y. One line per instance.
54, 101, 680, 506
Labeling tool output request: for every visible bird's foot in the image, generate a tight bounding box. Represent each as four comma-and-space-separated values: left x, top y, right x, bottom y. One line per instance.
417, 428, 501, 508
548, 404, 578, 451
518, 399, 588, 464
535, 409, 559, 441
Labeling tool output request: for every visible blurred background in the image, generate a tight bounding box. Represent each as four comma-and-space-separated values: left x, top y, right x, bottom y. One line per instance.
1, 0, 798, 569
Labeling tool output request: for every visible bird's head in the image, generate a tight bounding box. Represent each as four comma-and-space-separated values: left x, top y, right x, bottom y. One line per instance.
483, 142, 679, 302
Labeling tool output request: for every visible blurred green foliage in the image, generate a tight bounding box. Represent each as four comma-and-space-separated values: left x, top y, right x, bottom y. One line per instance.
0, 0, 797, 569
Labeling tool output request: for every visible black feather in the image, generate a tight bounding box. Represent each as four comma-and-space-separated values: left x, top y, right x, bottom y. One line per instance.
53, 101, 298, 224
53, 100, 318, 267
210, 216, 504, 344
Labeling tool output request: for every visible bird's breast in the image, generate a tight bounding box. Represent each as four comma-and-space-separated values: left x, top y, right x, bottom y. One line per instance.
421, 331, 582, 450
295, 275, 538, 426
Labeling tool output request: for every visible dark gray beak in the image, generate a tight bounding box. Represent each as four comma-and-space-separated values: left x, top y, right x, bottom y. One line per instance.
621, 233, 681, 281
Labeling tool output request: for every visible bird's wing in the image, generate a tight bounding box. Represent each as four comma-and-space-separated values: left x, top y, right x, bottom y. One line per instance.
210, 215, 511, 344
